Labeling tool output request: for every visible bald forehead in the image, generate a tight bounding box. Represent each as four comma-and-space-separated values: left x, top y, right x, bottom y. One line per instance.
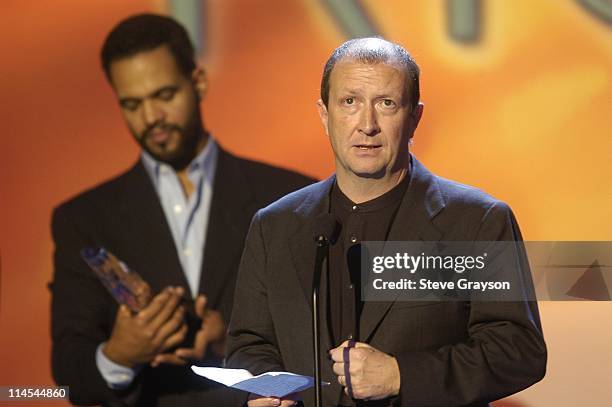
334, 55, 406, 74
330, 58, 406, 81
328, 58, 411, 97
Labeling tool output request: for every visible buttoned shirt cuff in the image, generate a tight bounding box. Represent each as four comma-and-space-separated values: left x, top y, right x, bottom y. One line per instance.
95, 343, 139, 389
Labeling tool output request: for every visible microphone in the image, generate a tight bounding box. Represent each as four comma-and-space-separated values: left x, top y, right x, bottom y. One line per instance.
311, 214, 339, 407
313, 213, 338, 245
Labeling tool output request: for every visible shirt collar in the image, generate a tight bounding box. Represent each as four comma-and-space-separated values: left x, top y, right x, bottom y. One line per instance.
332, 175, 409, 213
331, 163, 412, 214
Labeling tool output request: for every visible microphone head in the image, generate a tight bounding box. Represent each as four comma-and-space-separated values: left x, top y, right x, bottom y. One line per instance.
313, 213, 339, 243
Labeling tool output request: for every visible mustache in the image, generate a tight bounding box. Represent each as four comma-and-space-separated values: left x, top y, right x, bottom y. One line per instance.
142, 123, 184, 140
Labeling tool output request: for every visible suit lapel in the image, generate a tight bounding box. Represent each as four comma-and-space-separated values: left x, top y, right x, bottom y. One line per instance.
360, 157, 446, 341
288, 176, 335, 307
118, 162, 190, 294
288, 177, 336, 354
199, 149, 258, 308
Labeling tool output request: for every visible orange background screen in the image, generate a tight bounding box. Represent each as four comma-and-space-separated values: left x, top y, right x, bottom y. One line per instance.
1, 1, 611, 405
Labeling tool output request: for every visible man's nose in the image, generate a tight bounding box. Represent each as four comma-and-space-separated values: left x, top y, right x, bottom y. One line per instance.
141, 100, 164, 126
358, 104, 380, 136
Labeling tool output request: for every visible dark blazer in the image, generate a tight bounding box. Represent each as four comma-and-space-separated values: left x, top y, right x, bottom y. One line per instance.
226, 156, 547, 407
50, 147, 316, 406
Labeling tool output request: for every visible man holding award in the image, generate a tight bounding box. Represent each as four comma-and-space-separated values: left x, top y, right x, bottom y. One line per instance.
50, 14, 313, 406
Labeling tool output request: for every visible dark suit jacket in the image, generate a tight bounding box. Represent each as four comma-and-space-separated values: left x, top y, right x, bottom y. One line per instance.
50, 147, 315, 406
226, 156, 547, 407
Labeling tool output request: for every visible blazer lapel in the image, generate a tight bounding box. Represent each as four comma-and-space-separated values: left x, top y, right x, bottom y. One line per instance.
360, 157, 446, 341
117, 162, 190, 294
288, 176, 335, 307
199, 149, 258, 308
288, 176, 336, 378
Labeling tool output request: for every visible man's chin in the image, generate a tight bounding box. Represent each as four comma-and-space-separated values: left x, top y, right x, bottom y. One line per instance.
351, 167, 386, 179
145, 147, 186, 167
141, 131, 202, 169
342, 156, 387, 179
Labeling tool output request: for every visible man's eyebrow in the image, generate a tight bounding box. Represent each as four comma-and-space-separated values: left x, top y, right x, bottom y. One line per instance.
151, 85, 178, 97
334, 88, 363, 99
118, 96, 140, 105
375, 92, 401, 99
337, 88, 401, 99
118, 85, 179, 103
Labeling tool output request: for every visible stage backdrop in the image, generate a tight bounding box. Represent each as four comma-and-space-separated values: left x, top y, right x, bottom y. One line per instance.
1, 1, 610, 406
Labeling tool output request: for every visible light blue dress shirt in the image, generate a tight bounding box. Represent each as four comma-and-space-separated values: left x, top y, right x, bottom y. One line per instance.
96, 137, 218, 388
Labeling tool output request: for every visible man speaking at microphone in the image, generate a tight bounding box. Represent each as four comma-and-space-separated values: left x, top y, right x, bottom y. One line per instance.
226, 38, 546, 406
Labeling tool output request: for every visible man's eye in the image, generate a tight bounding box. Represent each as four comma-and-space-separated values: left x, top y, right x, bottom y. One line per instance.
344, 97, 354, 105
120, 100, 140, 111
381, 99, 396, 108
158, 89, 176, 101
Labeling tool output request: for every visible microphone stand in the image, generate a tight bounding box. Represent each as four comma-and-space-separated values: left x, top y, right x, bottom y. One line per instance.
312, 234, 329, 407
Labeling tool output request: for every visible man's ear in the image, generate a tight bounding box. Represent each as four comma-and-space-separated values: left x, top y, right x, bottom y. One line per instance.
192, 67, 208, 99
412, 102, 424, 128
316, 99, 330, 137
408, 102, 424, 135
407, 102, 424, 144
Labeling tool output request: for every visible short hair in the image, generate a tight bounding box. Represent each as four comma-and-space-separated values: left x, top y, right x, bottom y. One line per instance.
100, 13, 195, 82
320, 37, 420, 109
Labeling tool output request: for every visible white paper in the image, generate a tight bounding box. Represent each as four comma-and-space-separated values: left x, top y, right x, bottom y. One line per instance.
191, 366, 328, 397
191, 367, 255, 386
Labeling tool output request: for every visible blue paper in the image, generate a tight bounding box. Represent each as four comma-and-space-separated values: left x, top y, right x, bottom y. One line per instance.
191, 367, 328, 398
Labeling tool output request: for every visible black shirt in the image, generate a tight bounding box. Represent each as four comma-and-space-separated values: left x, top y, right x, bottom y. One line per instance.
328, 174, 410, 346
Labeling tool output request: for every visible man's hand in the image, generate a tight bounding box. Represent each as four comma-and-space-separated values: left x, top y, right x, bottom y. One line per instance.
329, 341, 400, 401
151, 294, 226, 366
247, 392, 300, 406
103, 286, 187, 367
